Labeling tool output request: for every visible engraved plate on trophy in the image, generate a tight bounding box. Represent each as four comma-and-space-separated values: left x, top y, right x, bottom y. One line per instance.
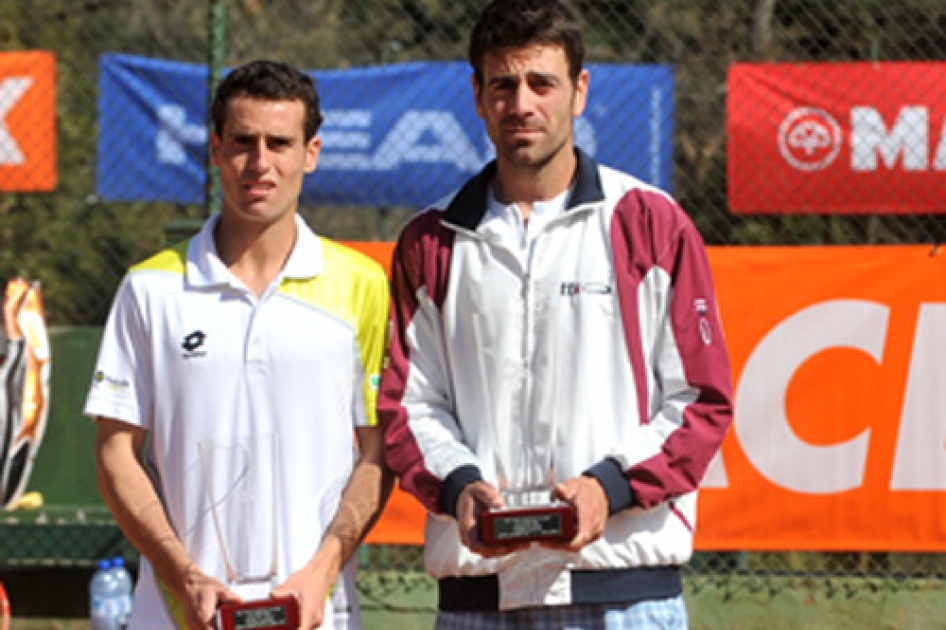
199, 433, 299, 630
479, 487, 577, 546
470, 312, 577, 547
215, 597, 300, 630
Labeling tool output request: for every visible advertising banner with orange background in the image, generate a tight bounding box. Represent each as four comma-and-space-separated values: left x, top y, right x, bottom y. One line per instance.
0, 51, 57, 192
346, 242, 946, 551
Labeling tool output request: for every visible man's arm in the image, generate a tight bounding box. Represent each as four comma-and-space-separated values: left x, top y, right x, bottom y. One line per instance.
379, 212, 484, 516
272, 425, 393, 629
546, 197, 733, 552
585, 199, 734, 517
95, 417, 238, 629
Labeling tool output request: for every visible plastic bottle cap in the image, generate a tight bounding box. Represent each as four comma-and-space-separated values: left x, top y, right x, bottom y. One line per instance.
112, 557, 125, 567
98, 559, 110, 570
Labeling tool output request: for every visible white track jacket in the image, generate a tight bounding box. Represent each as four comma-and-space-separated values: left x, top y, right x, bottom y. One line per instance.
379, 150, 733, 612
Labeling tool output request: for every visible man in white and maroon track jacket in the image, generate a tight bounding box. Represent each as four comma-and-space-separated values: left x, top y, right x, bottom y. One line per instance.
378, 0, 734, 626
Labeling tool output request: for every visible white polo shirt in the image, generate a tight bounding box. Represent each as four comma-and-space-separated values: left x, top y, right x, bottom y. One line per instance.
84, 214, 389, 630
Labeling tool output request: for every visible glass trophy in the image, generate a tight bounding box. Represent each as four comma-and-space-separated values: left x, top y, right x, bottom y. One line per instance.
470, 313, 577, 547
198, 433, 300, 630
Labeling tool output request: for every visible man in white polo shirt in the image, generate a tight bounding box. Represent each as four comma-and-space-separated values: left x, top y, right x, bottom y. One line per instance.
85, 59, 391, 630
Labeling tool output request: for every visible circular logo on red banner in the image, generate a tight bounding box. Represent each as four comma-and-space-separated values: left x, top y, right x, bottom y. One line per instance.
778, 107, 842, 171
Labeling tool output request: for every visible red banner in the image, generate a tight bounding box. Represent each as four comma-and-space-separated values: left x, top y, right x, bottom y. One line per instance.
728, 63, 946, 214
0, 51, 57, 192
348, 243, 946, 552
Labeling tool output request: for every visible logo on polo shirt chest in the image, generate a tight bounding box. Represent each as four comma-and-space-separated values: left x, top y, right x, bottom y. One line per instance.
181, 330, 207, 358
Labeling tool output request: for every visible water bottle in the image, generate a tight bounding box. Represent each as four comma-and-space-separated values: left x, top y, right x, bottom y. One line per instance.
109, 557, 134, 629
90, 558, 120, 630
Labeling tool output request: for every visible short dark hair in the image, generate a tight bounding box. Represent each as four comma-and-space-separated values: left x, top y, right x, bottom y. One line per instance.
210, 59, 323, 142
469, 0, 585, 84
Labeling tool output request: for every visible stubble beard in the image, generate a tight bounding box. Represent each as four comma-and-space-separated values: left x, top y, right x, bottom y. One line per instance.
499, 133, 571, 172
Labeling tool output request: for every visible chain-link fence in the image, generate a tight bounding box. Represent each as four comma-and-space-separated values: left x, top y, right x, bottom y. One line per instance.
3, 1, 946, 627
3, 0, 946, 324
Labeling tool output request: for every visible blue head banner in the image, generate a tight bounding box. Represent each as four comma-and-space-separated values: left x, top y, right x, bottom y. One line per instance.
97, 54, 674, 207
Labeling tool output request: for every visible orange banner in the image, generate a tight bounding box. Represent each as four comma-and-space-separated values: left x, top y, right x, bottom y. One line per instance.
699, 245, 946, 551
0, 51, 57, 192
347, 243, 946, 551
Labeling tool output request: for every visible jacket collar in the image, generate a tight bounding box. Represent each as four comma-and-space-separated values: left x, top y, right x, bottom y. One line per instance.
442, 148, 604, 231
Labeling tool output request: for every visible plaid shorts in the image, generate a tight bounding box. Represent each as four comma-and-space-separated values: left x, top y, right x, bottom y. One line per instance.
434, 596, 688, 630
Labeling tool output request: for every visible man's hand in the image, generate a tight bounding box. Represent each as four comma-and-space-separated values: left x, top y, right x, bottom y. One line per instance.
543, 475, 609, 552
270, 565, 331, 630
456, 481, 531, 558
179, 563, 241, 630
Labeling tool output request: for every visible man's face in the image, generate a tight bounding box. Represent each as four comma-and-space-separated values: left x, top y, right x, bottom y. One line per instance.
474, 43, 588, 172
210, 96, 319, 227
